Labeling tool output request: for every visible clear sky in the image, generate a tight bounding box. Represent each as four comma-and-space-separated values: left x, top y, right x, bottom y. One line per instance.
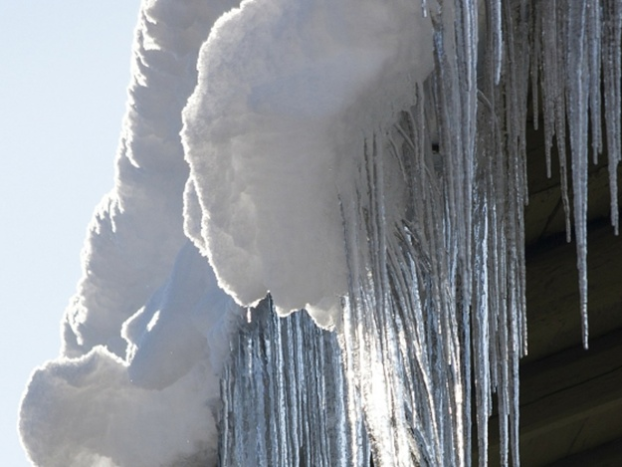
0, 1, 141, 464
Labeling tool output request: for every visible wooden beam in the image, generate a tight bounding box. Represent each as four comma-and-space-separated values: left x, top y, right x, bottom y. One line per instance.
525, 219, 622, 363
546, 438, 622, 467
523, 124, 620, 246
486, 329, 622, 466
519, 331, 622, 441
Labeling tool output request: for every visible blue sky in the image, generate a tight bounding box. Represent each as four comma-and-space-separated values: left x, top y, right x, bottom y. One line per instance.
0, 1, 140, 464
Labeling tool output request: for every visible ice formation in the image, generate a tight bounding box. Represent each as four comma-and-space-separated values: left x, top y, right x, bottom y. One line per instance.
19, 0, 622, 466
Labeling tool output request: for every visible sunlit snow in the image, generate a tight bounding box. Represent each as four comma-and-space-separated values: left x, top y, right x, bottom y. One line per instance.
182, 0, 434, 328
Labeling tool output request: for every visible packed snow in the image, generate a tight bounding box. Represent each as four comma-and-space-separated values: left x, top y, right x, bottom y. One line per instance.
20, 0, 242, 465
21, 242, 240, 467
182, 0, 435, 328
19, 0, 622, 466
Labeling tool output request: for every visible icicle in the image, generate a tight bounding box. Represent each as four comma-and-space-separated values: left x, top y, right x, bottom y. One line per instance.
537, 0, 573, 240
603, 0, 622, 234
482, 1, 504, 85
565, 1, 590, 348
587, 0, 603, 163
219, 299, 367, 466
530, 3, 540, 132
217, 3, 622, 467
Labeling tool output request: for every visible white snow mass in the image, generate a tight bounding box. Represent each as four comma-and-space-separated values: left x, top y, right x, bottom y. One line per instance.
21, 241, 240, 467
182, 0, 434, 327
20, 0, 242, 465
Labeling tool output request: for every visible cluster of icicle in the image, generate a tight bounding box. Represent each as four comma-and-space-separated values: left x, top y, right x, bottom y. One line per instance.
220, 299, 370, 466
219, 1, 621, 467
